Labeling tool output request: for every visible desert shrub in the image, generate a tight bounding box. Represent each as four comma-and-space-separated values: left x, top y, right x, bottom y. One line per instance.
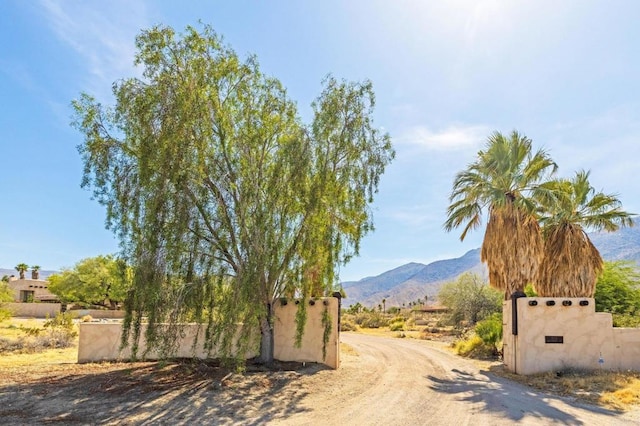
42, 312, 78, 348
0, 307, 11, 322
453, 335, 494, 358
341, 318, 358, 331
81, 315, 93, 322
354, 311, 387, 328
475, 313, 503, 354
612, 314, 640, 328
14, 312, 79, 351
389, 320, 405, 331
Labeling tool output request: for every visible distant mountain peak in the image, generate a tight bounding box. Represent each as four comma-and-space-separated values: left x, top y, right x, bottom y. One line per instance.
341, 223, 640, 308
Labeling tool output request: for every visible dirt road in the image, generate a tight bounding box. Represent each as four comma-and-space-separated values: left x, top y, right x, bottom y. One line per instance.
281, 333, 640, 425
1, 333, 639, 425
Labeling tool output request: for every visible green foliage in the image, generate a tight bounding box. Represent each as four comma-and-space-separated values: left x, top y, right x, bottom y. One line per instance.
524, 283, 538, 297
72, 24, 394, 363
389, 320, 405, 331
0, 280, 13, 303
438, 273, 502, 327
453, 335, 495, 358
321, 306, 332, 360
475, 313, 503, 353
15, 263, 28, 279
47, 255, 131, 309
594, 261, 640, 316
346, 302, 365, 315
353, 311, 387, 328
612, 314, 640, 328
0, 307, 11, 322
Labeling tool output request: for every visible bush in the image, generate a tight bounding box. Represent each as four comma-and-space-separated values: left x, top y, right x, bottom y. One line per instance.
453, 335, 494, 359
0, 307, 11, 322
12, 312, 79, 352
354, 311, 387, 328
475, 313, 502, 344
341, 318, 358, 331
475, 313, 503, 355
42, 312, 78, 348
81, 315, 93, 322
389, 321, 405, 331
612, 314, 640, 328
438, 273, 502, 327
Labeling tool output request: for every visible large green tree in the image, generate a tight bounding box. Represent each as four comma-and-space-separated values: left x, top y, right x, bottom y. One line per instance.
48, 255, 131, 309
437, 273, 502, 326
536, 171, 634, 297
444, 131, 557, 298
72, 24, 393, 363
594, 261, 640, 315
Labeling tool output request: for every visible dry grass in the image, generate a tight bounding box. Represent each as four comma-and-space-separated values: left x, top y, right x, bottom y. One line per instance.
0, 346, 77, 368
0, 318, 42, 339
0, 317, 79, 366
492, 366, 640, 411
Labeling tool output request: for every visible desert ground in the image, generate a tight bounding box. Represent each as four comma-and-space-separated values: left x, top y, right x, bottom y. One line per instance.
2, 330, 640, 425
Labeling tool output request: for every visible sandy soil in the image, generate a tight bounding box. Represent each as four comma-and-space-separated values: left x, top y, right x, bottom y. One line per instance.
1, 333, 639, 425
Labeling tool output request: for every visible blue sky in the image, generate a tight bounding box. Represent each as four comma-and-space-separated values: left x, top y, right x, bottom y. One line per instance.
1, 1, 639, 281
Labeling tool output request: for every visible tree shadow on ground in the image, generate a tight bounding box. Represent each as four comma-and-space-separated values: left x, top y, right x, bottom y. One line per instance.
0, 359, 326, 425
426, 367, 623, 425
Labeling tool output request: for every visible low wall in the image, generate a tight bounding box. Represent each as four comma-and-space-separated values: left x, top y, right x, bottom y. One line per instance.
78, 297, 340, 369
78, 323, 258, 362
273, 298, 340, 369
69, 309, 126, 319
504, 297, 640, 375
2, 302, 61, 318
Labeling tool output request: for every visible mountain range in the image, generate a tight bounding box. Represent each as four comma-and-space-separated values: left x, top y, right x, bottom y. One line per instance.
4, 219, 640, 309
341, 218, 640, 308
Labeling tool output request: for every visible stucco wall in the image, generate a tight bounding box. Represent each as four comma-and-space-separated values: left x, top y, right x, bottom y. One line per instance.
504, 297, 640, 375
78, 297, 340, 368
78, 323, 258, 362
7, 279, 58, 302
273, 298, 340, 369
2, 302, 61, 318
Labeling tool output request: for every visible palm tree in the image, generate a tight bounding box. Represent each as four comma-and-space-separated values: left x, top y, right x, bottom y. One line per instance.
15, 263, 29, 280
444, 130, 557, 299
31, 265, 41, 280
535, 170, 634, 297
382, 298, 386, 314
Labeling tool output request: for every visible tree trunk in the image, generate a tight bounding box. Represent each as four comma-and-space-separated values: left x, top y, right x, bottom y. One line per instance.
258, 305, 274, 364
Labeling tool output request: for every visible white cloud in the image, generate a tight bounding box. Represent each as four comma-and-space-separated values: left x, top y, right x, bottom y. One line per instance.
39, 0, 150, 97
396, 124, 489, 151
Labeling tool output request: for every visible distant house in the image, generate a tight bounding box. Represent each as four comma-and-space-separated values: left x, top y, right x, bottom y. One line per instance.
7, 276, 59, 303
414, 305, 450, 313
